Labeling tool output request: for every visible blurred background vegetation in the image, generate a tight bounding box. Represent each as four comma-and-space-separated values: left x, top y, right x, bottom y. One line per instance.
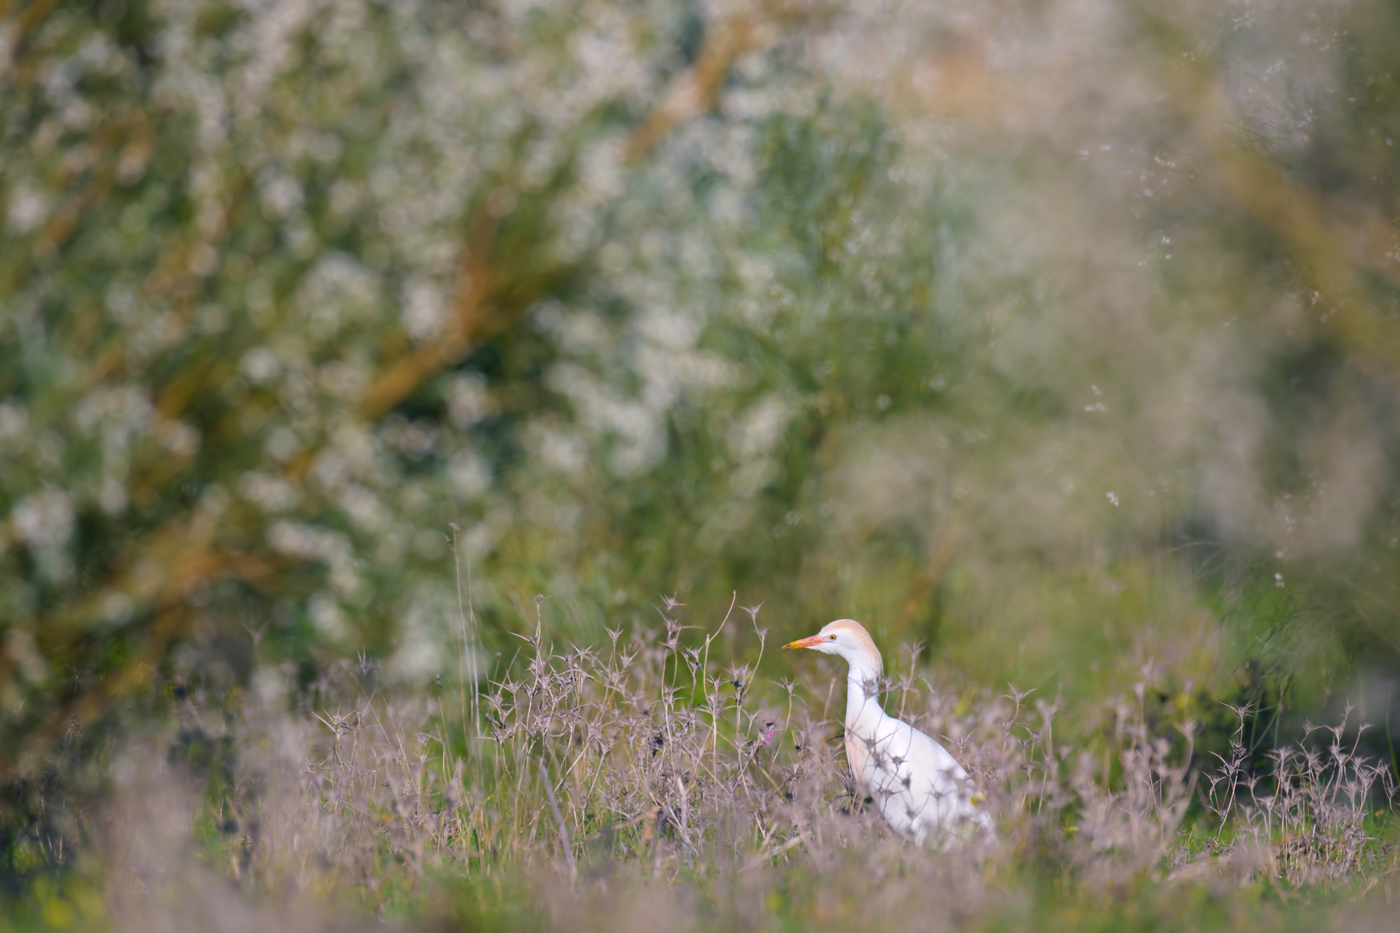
4, 0, 1400, 890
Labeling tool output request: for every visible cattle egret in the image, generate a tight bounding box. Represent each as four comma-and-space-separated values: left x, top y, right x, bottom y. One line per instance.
784, 619, 994, 845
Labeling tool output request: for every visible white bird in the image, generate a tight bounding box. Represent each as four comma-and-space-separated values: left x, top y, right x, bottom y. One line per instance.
784, 619, 994, 846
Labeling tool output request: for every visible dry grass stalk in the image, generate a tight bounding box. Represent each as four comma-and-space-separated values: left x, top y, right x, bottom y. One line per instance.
102, 607, 1396, 928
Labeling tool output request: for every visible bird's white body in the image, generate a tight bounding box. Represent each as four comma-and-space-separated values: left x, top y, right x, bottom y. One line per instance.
786, 619, 994, 846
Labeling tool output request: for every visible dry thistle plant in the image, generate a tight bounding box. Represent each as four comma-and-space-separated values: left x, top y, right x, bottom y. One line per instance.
105, 603, 1397, 929
1188, 704, 1398, 888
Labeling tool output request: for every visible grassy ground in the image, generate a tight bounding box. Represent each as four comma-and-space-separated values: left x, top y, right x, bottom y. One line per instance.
3, 604, 1395, 932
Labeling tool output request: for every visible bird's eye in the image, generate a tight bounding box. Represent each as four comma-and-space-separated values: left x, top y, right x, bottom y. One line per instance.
829, 635, 836, 640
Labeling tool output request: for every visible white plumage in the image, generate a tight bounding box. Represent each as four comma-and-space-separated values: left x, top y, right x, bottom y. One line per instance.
784, 619, 994, 846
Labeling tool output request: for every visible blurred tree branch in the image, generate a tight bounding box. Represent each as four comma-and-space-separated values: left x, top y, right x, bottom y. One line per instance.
624, 14, 763, 163
10, 0, 61, 38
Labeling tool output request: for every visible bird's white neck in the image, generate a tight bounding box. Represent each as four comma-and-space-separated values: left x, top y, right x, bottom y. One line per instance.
843, 657, 886, 735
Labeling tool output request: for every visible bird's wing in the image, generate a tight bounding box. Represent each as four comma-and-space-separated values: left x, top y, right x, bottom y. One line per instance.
904, 725, 995, 838
862, 719, 950, 791
864, 718, 990, 832
905, 726, 972, 788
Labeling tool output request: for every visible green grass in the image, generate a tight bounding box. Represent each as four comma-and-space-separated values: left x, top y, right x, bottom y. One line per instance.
5, 606, 1395, 932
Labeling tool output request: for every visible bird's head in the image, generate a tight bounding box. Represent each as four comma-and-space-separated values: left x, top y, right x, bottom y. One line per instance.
783, 619, 883, 677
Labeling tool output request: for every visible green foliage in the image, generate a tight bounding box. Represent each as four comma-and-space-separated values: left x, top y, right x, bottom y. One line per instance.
6, 0, 1400, 919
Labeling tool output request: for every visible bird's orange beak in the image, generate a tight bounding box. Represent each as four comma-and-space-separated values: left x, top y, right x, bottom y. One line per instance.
782, 634, 825, 650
